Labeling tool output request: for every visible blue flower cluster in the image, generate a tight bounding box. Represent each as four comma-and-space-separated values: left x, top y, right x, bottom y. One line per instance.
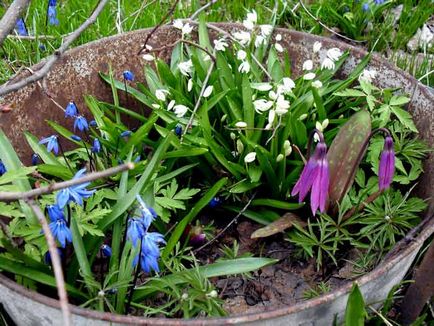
127, 195, 165, 274
15, 18, 28, 36
47, 0, 59, 26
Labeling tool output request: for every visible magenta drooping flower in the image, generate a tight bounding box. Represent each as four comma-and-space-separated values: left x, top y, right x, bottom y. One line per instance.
378, 135, 395, 190
291, 137, 329, 215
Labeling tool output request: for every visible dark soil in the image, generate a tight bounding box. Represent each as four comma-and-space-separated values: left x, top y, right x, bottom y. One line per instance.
195, 219, 355, 316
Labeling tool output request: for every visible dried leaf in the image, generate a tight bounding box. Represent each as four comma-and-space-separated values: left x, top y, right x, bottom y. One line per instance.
327, 110, 371, 211
250, 213, 306, 239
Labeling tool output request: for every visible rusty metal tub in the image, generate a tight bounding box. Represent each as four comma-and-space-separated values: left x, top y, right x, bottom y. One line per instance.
0, 24, 433, 325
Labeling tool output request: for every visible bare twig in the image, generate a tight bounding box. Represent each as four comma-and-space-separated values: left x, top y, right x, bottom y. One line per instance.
137, 0, 180, 55
181, 61, 215, 140
193, 193, 257, 253
26, 199, 71, 326
298, 0, 364, 44
190, 0, 218, 20
0, 163, 134, 202
0, 0, 109, 97
0, 0, 31, 46
7, 34, 57, 40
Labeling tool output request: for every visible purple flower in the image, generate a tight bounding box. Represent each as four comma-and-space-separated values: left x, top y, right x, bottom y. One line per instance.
56, 169, 95, 208
291, 141, 329, 215
74, 116, 89, 132
378, 136, 395, 190
65, 101, 78, 118
15, 18, 28, 36
91, 138, 101, 153
123, 70, 134, 81
39, 135, 59, 155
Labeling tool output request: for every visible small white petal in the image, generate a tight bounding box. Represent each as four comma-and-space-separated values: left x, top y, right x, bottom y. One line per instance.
237, 50, 247, 60
268, 90, 278, 100
187, 79, 193, 92
253, 99, 273, 113
235, 121, 247, 128
254, 35, 265, 48
303, 72, 316, 80
260, 24, 273, 37
275, 33, 282, 41
181, 23, 193, 36
276, 154, 284, 162
142, 54, 155, 61
233, 31, 251, 46
268, 109, 276, 124
203, 85, 213, 98
299, 113, 308, 121
173, 19, 184, 30
303, 60, 313, 71
168, 100, 175, 111
238, 61, 250, 74
155, 89, 169, 101
251, 83, 273, 91
312, 80, 323, 88
313, 41, 322, 53
315, 121, 323, 131
321, 58, 335, 70
275, 42, 284, 53
244, 152, 257, 163
173, 105, 189, 118
152, 103, 160, 109
243, 19, 255, 30
322, 119, 329, 130
178, 60, 193, 76
327, 47, 343, 61
246, 10, 257, 24
214, 38, 228, 51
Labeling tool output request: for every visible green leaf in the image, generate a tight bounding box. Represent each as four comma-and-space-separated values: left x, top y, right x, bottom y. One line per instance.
0, 167, 35, 185
119, 113, 158, 157
229, 179, 261, 193
334, 89, 365, 97
37, 164, 73, 180
242, 75, 254, 139
327, 110, 372, 211
390, 106, 418, 133
389, 95, 410, 106
251, 199, 304, 210
345, 283, 367, 326
164, 148, 208, 159
133, 257, 277, 301
162, 178, 228, 259
0, 130, 37, 224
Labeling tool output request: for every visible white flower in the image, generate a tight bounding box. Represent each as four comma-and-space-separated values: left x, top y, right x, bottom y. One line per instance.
254, 35, 265, 48
145, 44, 153, 51
275, 33, 282, 41
182, 23, 193, 36
275, 95, 290, 115
243, 19, 255, 30
268, 90, 278, 100
244, 152, 257, 163
168, 100, 175, 111
202, 85, 213, 98
178, 60, 193, 76
420, 24, 434, 46
187, 78, 193, 92
278, 77, 295, 94
237, 50, 247, 60
322, 119, 329, 129
260, 24, 273, 37
238, 61, 250, 74
173, 19, 184, 30
253, 99, 273, 113
321, 58, 335, 70
214, 38, 228, 51
142, 53, 155, 61
312, 80, 323, 88
313, 41, 322, 53
173, 104, 189, 118
276, 154, 284, 162
303, 72, 316, 80
203, 54, 211, 62
303, 60, 313, 71
251, 83, 273, 91
359, 69, 377, 83
152, 103, 160, 109
275, 42, 284, 53
268, 109, 276, 125
284, 140, 292, 156
246, 10, 257, 25
233, 31, 251, 46
155, 89, 169, 101
327, 47, 343, 61
235, 121, 247, 128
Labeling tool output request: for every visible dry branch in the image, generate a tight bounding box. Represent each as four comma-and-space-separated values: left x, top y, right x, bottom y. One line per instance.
0, 0, 31, 46
0, 0, 109, 97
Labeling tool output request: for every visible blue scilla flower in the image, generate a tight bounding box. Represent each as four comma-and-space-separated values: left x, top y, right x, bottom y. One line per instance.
136, 195, 156, 230
71, 135, 82, 142
139, 232, 165, 273
65, 101, 78, 118
31, 153, 40, 166
74, 116, 89, 132
47, 204, 65, 221
56, 169, 95, 208
47, 0, 59, 26
89, 120, 97, 127
362, 3, 370, 11
0, 160, 6, 176
134, 155, 141, 163
209, 197, 221, 208
175, 124, 182, 136
39, 44, 46, 51
91, 138, 101, 153
15, 18, 28, 36
101, 244, 112, 257
49, 218, 72, 248
374, 0, 385, 4
120, 130, 132, 138
127, 218, 145, 246
123, 70, 134, 81
39, 135, 59, 155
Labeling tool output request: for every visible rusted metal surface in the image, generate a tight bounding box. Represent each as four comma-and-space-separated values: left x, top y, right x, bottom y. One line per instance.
0, 24, 433, 325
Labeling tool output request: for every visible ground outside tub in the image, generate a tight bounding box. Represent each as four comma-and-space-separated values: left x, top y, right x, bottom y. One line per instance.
0, 23, 433, 325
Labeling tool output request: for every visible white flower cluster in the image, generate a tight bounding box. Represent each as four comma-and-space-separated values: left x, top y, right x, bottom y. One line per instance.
173, 19, 193, 37
232, 10, 274, 49
359, 68, 377, 83
252, 77, 295, 130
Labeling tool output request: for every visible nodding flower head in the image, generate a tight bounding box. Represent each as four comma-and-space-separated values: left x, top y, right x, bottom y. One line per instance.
39, 135, 59, 155
378, 135, 395, 190
15, 18, 28, 36
137, 232, 165, 273
0, 160, 6, 176
47, 1, 59, 26
89, 120, 97, 127
120, 130, 132, 138
136, 195, 157, 230
46, 204, 72, 248
175, 124, 182, 136
70, 135, 82, 142
56, 169, 95, 208
91, 138, 101, 153
123, 70, 134, 81
74, 115, 89, 132
31, 153, 40, 166
362, 3, 370, 11
374, 0, 385, 4
209, 197, 221, 208
127, 218, 145, 247
47, 204, 65, 222
101, 244, 112, 258
65, 101, 78, 118
291, 131, 329, 215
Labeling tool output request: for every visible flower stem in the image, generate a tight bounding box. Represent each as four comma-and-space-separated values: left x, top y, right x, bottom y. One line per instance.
125, 243, 142, 313
58, 141, 74, 173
